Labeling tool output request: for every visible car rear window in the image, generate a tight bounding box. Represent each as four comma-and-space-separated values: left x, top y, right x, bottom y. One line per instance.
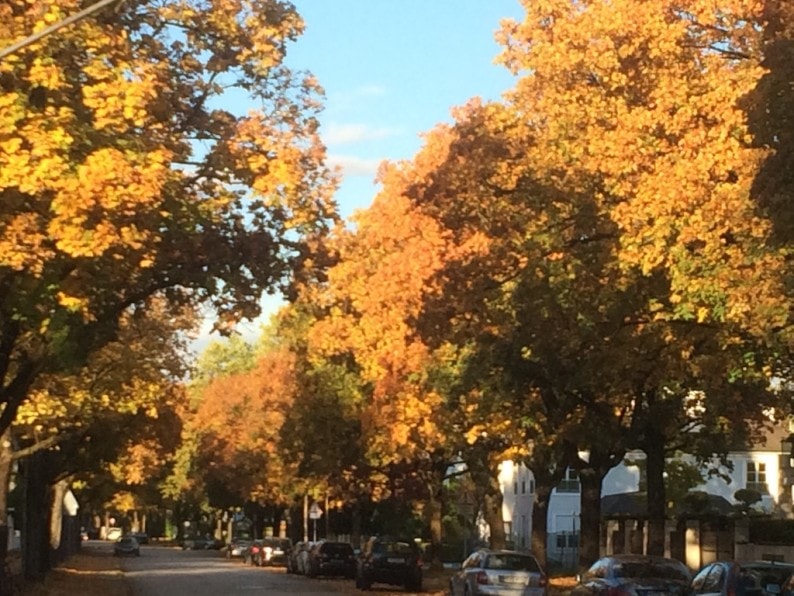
322, 542, 354, 555
743, 566, 794, 587
264, 538, 291, 549
614, 561, 689, 582
373, 541, 416, 555
486, 554, 541, 572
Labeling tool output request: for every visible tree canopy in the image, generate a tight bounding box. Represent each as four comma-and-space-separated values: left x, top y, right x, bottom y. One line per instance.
0, 0, 337, 432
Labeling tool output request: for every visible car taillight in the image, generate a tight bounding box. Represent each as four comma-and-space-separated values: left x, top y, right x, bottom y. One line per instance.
476, 571, 490, 585
538, 575, 548, 587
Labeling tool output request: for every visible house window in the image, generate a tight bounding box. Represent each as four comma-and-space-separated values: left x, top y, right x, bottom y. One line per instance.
557, 468, 580, 493
529, 479, 535, 494
747, 462, 768, 494
521, 480, 526, 494
555, 532, 578, 548
514, 481, 518, 495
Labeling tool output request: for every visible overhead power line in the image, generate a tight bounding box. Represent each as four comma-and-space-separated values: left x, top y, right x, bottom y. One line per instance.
0, 0, 124, 61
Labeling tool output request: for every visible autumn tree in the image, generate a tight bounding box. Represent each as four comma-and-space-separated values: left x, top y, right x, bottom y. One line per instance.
271, 302, 371, 543
0, 0, 336, 435
307, 189, 467, 565
180, 344, 297, 514
372, 86, 789, 573
498, 0, 787, 334
6, 297, 192, 577
495, 0, 794, 558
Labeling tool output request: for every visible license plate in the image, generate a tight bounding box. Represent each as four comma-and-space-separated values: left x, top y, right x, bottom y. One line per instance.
501, 575, 526, 584
387, 557, 404, 564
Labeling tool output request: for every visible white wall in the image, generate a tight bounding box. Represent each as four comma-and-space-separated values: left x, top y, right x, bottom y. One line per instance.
496, 448, 786, 556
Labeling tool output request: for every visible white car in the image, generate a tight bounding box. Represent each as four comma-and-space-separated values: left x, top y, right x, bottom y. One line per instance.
106, 527, 123, 541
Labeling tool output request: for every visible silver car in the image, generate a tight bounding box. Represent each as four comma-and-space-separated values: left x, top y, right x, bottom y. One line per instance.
449, 549, 548, 596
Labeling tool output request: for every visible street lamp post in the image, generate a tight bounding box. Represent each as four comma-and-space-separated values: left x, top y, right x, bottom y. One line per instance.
0, 0, 124, 61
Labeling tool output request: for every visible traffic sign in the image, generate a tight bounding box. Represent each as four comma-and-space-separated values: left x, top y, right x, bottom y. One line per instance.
309, 502, 323, 519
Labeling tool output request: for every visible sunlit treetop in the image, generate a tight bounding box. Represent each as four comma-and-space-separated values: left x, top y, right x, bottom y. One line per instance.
0, 0, 338, 431
497, 0, 788, 334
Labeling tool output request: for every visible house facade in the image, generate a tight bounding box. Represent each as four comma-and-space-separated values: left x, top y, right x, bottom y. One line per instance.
499, 426, 794, 566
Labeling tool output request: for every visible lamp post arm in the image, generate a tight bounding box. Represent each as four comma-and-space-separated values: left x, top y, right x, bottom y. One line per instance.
0, 0, 124, 61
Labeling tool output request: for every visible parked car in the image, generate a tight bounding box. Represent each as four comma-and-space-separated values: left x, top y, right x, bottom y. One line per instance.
113, 536, 140, 557
129, 531, 149, 545
307, 541, 356, 578
570, 554, 691, 596
181, 534, 223, 550
449, 548, 548, 596
243, 539, 265, 566
690, 560, 794, 596
743, 561, 794, 596
287, 541, 311, 574
356, 536, 423, 592
226, 537, 252, 559
259, 537, 292, 567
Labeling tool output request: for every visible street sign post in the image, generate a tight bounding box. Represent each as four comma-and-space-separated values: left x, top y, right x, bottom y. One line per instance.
309, 502, 323, 519
309, 502, 323, 541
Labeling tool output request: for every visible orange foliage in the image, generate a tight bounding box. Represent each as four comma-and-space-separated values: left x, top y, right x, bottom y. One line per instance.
0, 0, 336, 432
190, 348, 297, 499
498, 0, 788, 333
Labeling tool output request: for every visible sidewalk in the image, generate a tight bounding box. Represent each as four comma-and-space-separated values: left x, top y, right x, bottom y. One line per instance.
17, 545, 131, 596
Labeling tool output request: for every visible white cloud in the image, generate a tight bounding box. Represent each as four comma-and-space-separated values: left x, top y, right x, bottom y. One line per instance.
327, 154, 384, 178
353, 84, 387, 97
327, 84, 388, 114
323, 122, 401, 145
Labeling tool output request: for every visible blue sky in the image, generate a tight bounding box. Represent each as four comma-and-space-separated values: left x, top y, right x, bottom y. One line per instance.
284, 0, 523, 219
200, 0, 525, 347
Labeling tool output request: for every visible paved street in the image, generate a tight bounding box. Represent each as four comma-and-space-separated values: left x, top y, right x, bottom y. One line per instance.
19, 540, 456, 596
120, 545, 349, 596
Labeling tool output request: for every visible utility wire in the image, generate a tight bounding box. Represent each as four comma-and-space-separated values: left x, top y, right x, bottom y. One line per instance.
0, 0, 124, 61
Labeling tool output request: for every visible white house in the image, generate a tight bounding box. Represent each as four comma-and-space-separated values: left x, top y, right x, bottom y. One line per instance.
499, 425, 793, 565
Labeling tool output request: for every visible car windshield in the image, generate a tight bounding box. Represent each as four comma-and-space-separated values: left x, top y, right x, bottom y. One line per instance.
264, 538, 290, 549
485, 554, 540, 572
614, 561, 689, 582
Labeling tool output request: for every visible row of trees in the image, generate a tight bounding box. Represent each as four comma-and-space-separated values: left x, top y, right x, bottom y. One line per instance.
0, 0, 336, 581
171, 0, 794, 570
2, 0, 794, 581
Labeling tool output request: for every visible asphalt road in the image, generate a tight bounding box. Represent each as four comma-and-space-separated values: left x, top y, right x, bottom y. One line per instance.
117, 545, 351, 596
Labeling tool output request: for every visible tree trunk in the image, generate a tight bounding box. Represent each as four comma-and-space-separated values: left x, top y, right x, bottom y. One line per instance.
578, 466, 603, 572
531, 484, 553, 569
645, 427, 667, 556
483, 472, 506, 549
0, 430, 12, 590
302, 495, 308, 542
22, 450, 51, 581
426, 476, 444, 571
324, 495, 330, 539
49, 478, 67, 552
351, 501, 362, 549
